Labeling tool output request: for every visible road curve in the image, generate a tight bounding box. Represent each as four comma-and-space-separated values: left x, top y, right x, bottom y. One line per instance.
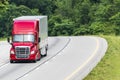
0, 36, 107, 80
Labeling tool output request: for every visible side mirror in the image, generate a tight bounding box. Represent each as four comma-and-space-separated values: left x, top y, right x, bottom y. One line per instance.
38, 37, 41, 42
7, 37, 12, 44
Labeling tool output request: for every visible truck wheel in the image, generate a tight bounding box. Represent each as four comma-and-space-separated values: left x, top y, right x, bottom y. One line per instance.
10, 60, 14, 63
41, 47, 47, 57
45, 47, 47, 56
37, 53, 41, 61
46, 44, 48, 50
37, 58, 41, 61
32, 60, 36, 63
43, 47, 47, 57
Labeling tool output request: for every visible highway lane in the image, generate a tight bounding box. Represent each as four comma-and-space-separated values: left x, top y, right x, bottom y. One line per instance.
0, 41, 11, 67
19, 36, 107, 80
0, 36, 107, 80
0, 37, 70, 80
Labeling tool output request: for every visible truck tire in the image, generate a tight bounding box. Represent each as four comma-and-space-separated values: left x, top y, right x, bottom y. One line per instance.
44, 47, 47, 57
37, 53, 41, 61
10, 60, 14, 63
41, 47, 47, 57
32, 60, 36, 63
46, 44, 48, 50
37, 58, 41, 61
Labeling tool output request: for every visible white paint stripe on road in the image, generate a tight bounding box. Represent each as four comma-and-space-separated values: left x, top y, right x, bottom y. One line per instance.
64, 37, 99, 80
0, 63, 9, 70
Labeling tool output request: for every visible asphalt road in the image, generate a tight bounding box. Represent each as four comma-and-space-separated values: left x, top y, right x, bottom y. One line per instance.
0, 36, 107, 80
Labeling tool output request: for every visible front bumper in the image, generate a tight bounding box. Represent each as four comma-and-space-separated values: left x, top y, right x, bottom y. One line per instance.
10, 54, 36, 61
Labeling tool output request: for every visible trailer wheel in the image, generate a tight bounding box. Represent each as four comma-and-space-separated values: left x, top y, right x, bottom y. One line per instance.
46, 44, 48, 50
44, 47, 47, 57
41, 47, 47, 57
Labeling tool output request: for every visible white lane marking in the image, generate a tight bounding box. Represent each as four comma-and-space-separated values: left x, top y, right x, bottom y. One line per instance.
0, 63, 9, 70
64, 37, 99, 80
22, 74, 29, 78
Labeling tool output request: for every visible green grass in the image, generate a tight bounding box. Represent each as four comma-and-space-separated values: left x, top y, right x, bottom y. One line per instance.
84, 35, 120, 80
0, 38, 7, 41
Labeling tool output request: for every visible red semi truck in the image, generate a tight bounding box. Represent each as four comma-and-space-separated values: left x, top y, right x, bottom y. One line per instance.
7, 16, 48, 63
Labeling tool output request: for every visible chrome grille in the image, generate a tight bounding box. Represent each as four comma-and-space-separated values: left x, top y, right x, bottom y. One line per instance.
15, 46, 30, 58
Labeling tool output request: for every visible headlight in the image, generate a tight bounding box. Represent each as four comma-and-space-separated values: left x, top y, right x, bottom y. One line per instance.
10, 50, 14, 54
31, 50, 35, 54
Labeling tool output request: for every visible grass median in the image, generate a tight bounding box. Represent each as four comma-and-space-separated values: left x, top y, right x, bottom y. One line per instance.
84, 35, 120, 80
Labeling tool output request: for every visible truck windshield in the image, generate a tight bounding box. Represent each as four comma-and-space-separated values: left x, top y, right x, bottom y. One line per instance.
13, 34, 35, 42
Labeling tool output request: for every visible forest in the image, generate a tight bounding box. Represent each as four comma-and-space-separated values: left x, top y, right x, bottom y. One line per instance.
0, 0, 120, 37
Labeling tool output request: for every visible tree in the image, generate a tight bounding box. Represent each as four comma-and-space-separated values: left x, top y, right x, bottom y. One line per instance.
9, 0, 57, 15
0, 4, 39, 37
73, 25, 91, 35
48, 15, 74, 36
110, 12, 120, 35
